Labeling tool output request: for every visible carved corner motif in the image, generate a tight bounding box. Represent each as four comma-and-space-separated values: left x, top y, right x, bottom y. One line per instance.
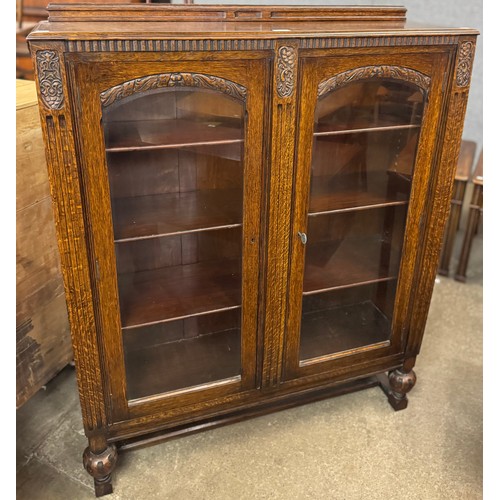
100, 72, 247, 107
276, 45, 297, 98
318, 65, 431, 98
456, 41, 475, 88
36, 50, 64, 110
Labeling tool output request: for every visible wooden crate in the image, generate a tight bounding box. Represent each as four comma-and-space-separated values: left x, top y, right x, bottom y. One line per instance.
16, 79, 72, 408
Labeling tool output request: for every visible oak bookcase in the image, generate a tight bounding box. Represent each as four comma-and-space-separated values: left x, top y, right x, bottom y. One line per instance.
28, 4, 477, 496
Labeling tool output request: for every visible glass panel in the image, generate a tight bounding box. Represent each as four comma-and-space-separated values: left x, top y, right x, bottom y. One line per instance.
101, 88, 245, 399
299, 79, 425, 363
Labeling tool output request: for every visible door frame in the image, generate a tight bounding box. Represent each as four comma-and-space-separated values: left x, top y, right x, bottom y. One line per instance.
283, 48, 452, 381
67, 53, 269, 422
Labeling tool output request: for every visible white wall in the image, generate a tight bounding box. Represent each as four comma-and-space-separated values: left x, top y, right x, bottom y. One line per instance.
176, 0, 483, 156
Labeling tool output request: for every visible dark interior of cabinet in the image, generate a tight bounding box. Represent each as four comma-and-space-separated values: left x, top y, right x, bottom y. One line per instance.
300, 281, 397, 362
309, 127, 418, 214
102, 88, 246, 399
304, 205, 407, 294
99, 76, 426, 393
315, 80, 424, 133
115, 228, 242, 328
124, 309, 242, 399
298, 79, 424, 362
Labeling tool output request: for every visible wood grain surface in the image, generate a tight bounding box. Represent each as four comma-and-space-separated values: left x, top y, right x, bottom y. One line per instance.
27, 8, 478, 496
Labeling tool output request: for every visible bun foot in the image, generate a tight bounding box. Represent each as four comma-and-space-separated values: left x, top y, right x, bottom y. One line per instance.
83, 444, 117, 497
378, 366, 417, 411
387, 368, 417, 411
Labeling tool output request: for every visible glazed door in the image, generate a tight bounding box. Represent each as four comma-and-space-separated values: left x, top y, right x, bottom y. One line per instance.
71, 57, 267, 420
284, 51, 449, 380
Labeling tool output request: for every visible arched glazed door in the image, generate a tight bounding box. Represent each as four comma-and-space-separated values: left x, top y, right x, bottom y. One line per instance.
284, 52, 448, 381
72, 58, 267, 421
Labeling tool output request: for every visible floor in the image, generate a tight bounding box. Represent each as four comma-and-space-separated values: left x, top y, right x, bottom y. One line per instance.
16, 215, 483, 499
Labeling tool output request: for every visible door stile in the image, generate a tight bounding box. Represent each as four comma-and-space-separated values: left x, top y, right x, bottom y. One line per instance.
281, 57, 320, 381
29, 42, 112, 432
70, 63, 130, 420
405, 39, 476, 357
390, 51, 451, 353
261, 41, 301, 390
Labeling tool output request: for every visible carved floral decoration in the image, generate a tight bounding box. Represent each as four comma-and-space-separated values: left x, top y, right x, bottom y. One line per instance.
456, 41, 475, 88
36, 50, 64, 110
318, 65, 431, 97
276, 46, 297, 98
101, 72, 247, 107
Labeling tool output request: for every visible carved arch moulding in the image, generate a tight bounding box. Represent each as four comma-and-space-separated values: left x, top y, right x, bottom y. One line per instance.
317, 65, 431, 98
100, 72, 247, 107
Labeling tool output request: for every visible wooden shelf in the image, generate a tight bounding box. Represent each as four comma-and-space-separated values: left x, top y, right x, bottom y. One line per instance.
303, 236, 399, 296
124, 328, 241, 400
105, 118, 243, 153
112, 188, 242, 242
118, 259, 241, 329
299, 300, 391, 362
180, 141, 242, 161
309, 170, 410, 215
314, 120, 420, 137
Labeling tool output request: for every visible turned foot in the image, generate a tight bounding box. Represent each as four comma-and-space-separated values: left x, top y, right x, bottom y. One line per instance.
83, 444, 118, 497
386, 367, 417, 411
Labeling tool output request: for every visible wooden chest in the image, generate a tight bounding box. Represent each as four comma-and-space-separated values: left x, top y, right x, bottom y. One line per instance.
16, 79, 72, 408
